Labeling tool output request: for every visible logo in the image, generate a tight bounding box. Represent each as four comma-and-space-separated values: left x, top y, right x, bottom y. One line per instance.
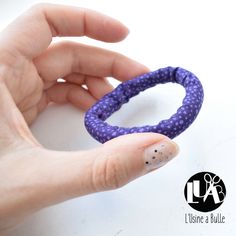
184, 172, 226, 212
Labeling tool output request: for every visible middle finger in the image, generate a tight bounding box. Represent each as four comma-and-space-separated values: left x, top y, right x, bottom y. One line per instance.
34, 41, 149, 82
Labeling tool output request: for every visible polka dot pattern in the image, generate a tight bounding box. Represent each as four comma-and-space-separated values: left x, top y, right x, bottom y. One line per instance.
84, 67, 204, 143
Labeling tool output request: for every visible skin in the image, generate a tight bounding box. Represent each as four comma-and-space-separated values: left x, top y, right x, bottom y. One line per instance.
0, 3, 179, 233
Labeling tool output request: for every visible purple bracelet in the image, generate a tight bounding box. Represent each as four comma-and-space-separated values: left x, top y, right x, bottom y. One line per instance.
85, 67, 204, 143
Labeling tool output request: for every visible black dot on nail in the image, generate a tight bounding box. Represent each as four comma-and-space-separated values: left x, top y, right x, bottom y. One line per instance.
154, 150, 157, 152
152, 156, 156, 159
145, 161, 149, 164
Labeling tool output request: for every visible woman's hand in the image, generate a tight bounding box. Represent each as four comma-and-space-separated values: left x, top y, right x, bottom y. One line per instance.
0, 3, 179, 233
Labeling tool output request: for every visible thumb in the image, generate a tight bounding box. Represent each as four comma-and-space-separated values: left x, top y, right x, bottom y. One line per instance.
93, 133, 179, 189
41, 133, 179, 204
0, 133, 179, 229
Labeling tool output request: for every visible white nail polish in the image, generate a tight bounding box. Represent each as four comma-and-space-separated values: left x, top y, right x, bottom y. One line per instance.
143, 140, 179, 172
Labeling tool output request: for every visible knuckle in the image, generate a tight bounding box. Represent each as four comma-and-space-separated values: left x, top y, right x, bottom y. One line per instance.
104, 157, 124, 189
29, 3, 50, 12
57, 40, 76, 49
92, 152, 128, 191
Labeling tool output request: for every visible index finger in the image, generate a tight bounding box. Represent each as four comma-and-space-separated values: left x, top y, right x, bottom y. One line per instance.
0, 3, 129, 58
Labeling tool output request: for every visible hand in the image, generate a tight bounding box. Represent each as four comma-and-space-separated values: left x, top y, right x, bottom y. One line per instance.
0, 3, 179, 232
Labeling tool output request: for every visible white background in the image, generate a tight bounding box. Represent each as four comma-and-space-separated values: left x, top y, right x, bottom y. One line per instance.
1, 0, 236, 235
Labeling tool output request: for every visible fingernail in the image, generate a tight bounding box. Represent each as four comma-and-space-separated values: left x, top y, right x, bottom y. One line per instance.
143, 139, 179, 173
